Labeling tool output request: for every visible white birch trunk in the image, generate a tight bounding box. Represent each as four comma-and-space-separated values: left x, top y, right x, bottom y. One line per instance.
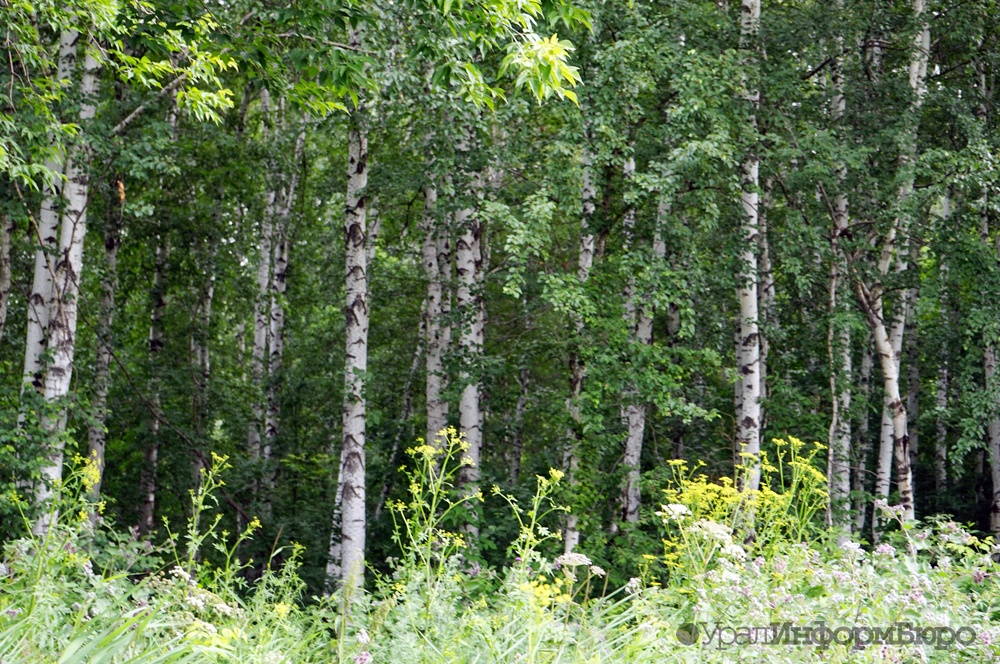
0, 212, 12, 343
905, 241, 921, 474
263, 126, 304, 506
422, 182, 450, 448
24, 31, 77, 393
191, 238, 218, 489
736, 0, 762, 491
329, 92, 369, 588
620, 196, 668, 525
249, 88, 275, 462
34, 41, 99, 525
826, 244, 852, 528
859, 0, 927, 523
509, 366, 529, 484
455, 181, 485, 531
139, 237, 168, 533
138, 105, 177, 532
934, 362, 948, 498
859, 270, 914, 522
563, 144, 596, 553
826, 16, 852, 528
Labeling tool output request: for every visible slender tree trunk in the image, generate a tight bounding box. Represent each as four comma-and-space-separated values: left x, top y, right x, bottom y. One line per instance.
826, 17, 852, 528
262, 126, 304, 515
859, 266, 913, 522
981, 202, 1000, 532
139, 103, 178, 534
87, 179, 123, 504
564, 144, 596, 553
34, 41, 100, 526
934, 361, 948, 499
422, 182, 451, 448
375, 310, 425, 520
758, 180, 776, 410
23, 30, 77, 393
139, 237, 168, 533
249, 212, 273, 460
0, 212, 12, 344
249, 88, 276, 464
853, 333, 874, 533
857, 0, 927, 524
329, 79, 369, 588
988, 345, 1000, 532
826, 252, 852, 528
620, 197, 668, 525
455, 175, 485, 534
736, 0, 762, 491
905, 242, 920, 475
191, 237, 218, 487
509, 366, 530, 484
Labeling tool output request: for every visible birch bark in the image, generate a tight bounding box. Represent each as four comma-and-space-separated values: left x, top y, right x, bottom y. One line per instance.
329, 62, 370, 586
934, 362, 948, 498
35, 39, 100, 524
249, 88, 279, 467
421, 182, 451, 448
853, 333, 874, 533
827, 24, 852, 527
455, 175, 485, 532
0, 212, 12, 344
620, 197, 668, 525
736, 0, 762, 491
856, 0, 927, 522
263, 125, 305, 507
139, 237, 168, 532
23, 30, 76, 393
563, 144, 596, 553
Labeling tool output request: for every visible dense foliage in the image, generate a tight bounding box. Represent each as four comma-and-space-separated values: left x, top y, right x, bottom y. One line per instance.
3, 0, 1000, 657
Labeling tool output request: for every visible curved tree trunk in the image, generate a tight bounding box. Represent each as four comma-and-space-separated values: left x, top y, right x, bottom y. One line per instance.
857, 0, 927, 525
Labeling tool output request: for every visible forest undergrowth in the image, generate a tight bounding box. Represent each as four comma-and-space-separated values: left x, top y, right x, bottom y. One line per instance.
2, 434, 999, 663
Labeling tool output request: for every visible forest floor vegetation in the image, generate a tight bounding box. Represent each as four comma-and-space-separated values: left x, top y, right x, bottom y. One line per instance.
2, 436, 999, 662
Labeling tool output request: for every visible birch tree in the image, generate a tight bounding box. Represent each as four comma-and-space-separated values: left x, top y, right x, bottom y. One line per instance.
35, 37, 100, 523
329, 57, 371, 587
421, 181, 451, 448
0, 212, 12, 343
455, 167, 485, 533
736, 0, 763, 491
563, 143, 596, 553
853, 0, 929, 522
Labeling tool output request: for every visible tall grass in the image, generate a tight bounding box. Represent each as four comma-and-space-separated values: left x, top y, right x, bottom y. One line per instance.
2, 436, 999, 662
